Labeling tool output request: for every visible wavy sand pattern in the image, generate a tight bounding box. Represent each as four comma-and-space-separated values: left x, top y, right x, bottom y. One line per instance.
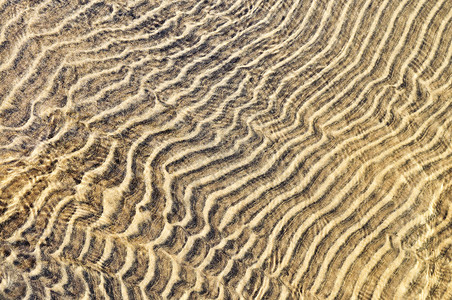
0, 0, 451, 299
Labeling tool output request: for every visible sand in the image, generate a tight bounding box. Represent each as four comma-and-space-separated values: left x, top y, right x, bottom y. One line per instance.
0, 0, 451, 299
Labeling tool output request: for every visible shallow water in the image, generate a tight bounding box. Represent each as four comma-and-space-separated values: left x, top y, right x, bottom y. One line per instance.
0, 0, 451, 299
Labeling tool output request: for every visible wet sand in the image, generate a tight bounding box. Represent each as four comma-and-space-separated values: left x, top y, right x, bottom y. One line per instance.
0, 0, 451, 299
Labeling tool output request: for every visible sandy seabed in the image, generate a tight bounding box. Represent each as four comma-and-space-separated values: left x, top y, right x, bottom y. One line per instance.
0, 0, 451, 299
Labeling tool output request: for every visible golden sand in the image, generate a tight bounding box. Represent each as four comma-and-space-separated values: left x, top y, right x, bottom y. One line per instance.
0, 0, 451, 299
